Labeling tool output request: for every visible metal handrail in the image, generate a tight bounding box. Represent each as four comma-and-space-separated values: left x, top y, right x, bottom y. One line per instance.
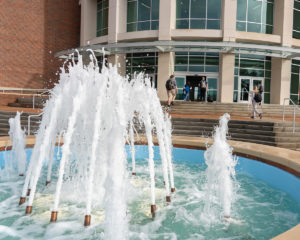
241, 88, 252, 110
282, 98, 300, 133
27, 113, 43, 135
241, 87, 250, 101
0, 87, 48, 94
32, 90, 50, 109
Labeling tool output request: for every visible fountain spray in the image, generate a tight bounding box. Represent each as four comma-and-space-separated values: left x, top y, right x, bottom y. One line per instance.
17, 51, 175, 239
204, 113, 237, 219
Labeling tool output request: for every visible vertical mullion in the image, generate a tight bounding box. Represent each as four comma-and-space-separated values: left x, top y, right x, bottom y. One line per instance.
260, 0, 263, 33
246, 0, 248, 32
205, 0, 207, 29
189, 0, 191, 29
150, 0, 152, 30
136, 0, 139, 31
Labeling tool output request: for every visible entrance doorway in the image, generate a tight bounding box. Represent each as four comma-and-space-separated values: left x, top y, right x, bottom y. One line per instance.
238, 77, 264, 103
186, 76, 206, 101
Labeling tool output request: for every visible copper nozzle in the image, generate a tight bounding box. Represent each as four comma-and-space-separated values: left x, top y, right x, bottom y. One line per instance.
27, 188, 31, 196
50, 211, 58, 222
25, 206, 32, 214
151, 204, 156, 218
224, 215, 230, 219
171, 188, 175, 193
132, 172, 136, 176
166, 196, 171, 202
19, 197, 26, 205
19, 174, 24, 177
46, 181, 51, 186
84, 215, 91, 226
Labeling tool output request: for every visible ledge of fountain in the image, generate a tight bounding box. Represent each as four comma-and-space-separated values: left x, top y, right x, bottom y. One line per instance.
0, 135, 299, 239
271, 223, 300, 240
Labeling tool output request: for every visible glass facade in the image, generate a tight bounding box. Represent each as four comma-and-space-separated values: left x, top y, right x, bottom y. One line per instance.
175, 52, 219, 73
126, 52, 158, 86
127, 0, 159, 32
293, 0, 300, 39
174, 52, 219, 100
176, 0, 222, 30
234, 54, 271, 103
97, 0, 109, 37
290, 60, 300, 104
236, 0, 274, 34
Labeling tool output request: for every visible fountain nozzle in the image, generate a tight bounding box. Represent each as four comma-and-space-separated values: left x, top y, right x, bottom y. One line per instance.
171, 188, 175, 193
151, 204, 156, 218
25, 206, 32, 214
84, 215, 91, 226
46, 181, 51, 186
166, 196, 171, 202
19, 197, 26, 205
27, 188, 31, 196
132, 172, 136, 176
50, 211, 58, 222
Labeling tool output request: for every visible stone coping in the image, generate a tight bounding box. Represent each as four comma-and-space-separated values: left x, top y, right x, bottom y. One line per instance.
0, 135, 299, 239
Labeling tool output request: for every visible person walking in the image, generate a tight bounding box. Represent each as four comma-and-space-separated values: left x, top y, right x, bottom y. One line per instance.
165, 75, 177, 109
183, 81, 190, 101
199, 77, 207, 102
251, 86, 262, 119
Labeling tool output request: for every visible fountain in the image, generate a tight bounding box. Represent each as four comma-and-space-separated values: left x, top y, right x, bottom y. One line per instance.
203, 113, 237, 220
0, 111, 27, 180
16, 51, 175, 239
0, 52, 299, 240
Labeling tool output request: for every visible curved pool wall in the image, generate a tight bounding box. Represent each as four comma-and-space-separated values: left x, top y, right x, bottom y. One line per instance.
129, 146, 300, 204
0, 135, 300, 239
1, 145, 299, 205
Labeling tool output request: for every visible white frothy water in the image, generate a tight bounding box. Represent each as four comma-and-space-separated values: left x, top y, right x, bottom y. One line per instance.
203, 113, 238, 220
0, 112, 27, 179
17, 51, 174, 240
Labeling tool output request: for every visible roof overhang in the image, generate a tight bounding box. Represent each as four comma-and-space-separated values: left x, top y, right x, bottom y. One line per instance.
54, 40, 300, 60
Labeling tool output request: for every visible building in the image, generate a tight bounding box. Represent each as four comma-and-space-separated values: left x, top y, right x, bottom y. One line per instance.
0, 0, 80, 92
58, 1, 300, 105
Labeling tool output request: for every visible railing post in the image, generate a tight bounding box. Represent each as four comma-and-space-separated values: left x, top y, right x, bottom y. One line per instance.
28, 116, 31, 136
293, 106, 296, 134
282, 99, 286, 122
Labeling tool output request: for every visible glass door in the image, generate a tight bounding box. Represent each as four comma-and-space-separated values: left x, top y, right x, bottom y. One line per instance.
239, 78, 250, 102
238, 77, 264, 103
147, 74, 156, 88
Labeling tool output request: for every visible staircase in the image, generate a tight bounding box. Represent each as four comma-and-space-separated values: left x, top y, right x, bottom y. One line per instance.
274, 122, 300, 150
7, 96, 49, 109
172, 117, 276, 146
168, 101, 298, 119
0, 111, 41, 137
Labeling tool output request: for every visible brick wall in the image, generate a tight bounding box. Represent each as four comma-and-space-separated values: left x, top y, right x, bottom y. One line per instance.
0, 0, 80, 91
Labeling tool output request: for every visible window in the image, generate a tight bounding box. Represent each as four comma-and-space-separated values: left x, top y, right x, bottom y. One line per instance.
290, 60, 300, 104
176, 0, 221, 29
97, 0, 109, 37
236, 0, 274, 34
127, 0, 159, 32
293, 0, 300, 39
234, 54, 271, 103
175, 52, 219, 73
126, 52, 158, 86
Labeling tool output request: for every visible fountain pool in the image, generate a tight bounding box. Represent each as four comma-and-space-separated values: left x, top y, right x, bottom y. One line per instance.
0, 146, 299, 240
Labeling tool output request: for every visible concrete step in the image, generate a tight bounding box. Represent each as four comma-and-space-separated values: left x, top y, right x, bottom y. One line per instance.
275, 136, 300, 143
276, 142, 300, 149
8, 102, 44, 109
274, 132, 300, 137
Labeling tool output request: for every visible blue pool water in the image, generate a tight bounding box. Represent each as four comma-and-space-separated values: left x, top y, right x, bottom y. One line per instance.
0, 146, 299, 240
